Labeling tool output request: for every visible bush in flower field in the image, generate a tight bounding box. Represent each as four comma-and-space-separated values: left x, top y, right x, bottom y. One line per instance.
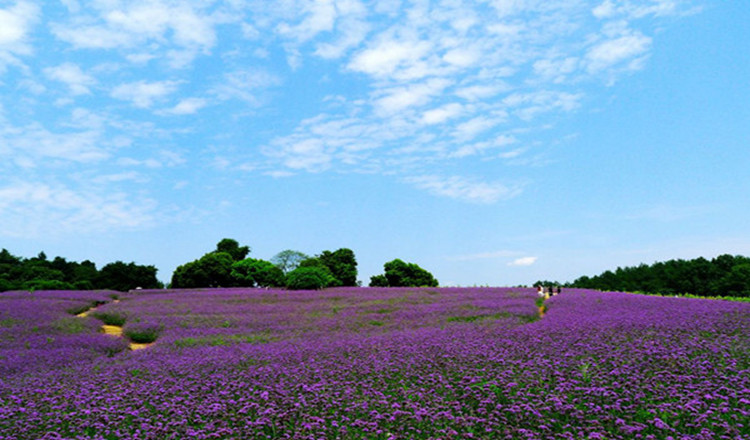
91, 310, 127, 326
122, 321, 162, 343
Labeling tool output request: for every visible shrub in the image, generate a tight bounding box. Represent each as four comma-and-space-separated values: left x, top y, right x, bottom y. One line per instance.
92, 311, 127, 326
123, 322, 161, 343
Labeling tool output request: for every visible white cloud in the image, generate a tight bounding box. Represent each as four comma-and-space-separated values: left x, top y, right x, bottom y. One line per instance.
0, 1, 38, 73
450, 134, 516, 158
374, 78, 452, 115
44, 63, 96, 95
586, 31, 652, 73
504, 91, 582, 120
348, 34, 433, 79
164, 98, 208, 115
212, 69, 280, 103
407, 175, 522, 204
421, 103, 464, 125
508, 256, 537, 267
111, 80, 180, 108
276, 0, 337, 42
51, 1, 229, 66
452, 116, 500, 141
0, 181, 157, 237
0, 122, 109, 165
0, 2, 37, 46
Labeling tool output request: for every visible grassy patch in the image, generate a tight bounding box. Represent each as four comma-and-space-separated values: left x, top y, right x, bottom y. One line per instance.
368, 320, 385, 326
66, 301, 105, 316
91, 311, 127, 326
174, 333, 272, 348
0, 318, 18, 328
447, 311, 537, 324
51, 317, 88, 334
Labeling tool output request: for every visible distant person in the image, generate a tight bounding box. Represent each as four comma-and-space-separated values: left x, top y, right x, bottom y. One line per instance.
537, 285, 544, 297
556, 286, 561, 295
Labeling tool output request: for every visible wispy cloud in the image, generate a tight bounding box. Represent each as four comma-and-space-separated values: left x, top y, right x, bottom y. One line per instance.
0, 1, 39, 72
44, 62, 96, 95
406, 175, 523, 204
0, 181, 157, 238
508, 257, 538, 267
111, 80, 180, 108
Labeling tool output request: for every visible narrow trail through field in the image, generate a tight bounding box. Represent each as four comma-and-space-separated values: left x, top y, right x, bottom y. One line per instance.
75, 300, 153, 351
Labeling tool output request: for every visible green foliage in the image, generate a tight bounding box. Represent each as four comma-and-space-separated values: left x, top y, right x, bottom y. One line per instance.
231, 258, 286, 288
0, 248, 162, 293
174, 334, 270, 348
22, 279, 76, 291
318, 248, 358, 286
171, 252, 235, 288
286, 266, 336, 290
369, 274, 389, 287
570, 254, 750, 298
123, 324, 161, 343
369, 259, 439, 287
215, 238, 251, 262
91, 311, 127, 326
97, 261, 162, 291
270, 250, 309, 274
51, 317, 88, 334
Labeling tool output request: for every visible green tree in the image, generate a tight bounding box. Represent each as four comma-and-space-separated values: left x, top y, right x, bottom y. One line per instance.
271, 250, 310, 274
319, 248, 358, 286
716, 263, 750, 297
171, 252, 235, 288
231, 258, 286, 288
215, 238, 251, 261
97, 261, 162, 291
369, 274, 389, 287
369, 259, 438, 287
286, 266, 336, 290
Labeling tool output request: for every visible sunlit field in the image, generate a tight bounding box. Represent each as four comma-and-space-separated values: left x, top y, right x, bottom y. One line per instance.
1, 287, 748, 439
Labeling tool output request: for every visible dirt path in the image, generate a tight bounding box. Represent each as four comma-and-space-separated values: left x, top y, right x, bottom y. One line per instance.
75, 300, 152, 350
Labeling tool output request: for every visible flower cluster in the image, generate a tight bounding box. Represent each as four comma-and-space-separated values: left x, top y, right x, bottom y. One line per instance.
1, 288, 748, 439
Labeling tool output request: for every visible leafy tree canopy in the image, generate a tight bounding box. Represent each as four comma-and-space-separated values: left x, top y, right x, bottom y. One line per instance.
319, 248, 358, 286
271, 250, 309, 274
369, 259, 438, 287
215, 238, 251, 261
231, 258, 286, 288
171, 252, 235, 289
97, 261, 162, 291
0, 248, 162, 292
286, 266, 336, 290
569, 254, 750, 297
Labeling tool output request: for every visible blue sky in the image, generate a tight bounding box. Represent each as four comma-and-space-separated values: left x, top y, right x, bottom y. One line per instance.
1, 0, 749, 286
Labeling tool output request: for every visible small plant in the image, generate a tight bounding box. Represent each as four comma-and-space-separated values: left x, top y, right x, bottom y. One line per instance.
123, 322, 162, 343
0, 318, 18, 328
92, 311, 127, 326
51, 317, 88, 334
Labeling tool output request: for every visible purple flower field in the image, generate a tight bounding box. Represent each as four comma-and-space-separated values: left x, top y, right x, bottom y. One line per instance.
1, 287, 748, 439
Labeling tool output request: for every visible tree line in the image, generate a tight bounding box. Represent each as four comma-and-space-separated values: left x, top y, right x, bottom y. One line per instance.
0, 239, 440, 292
170, 239, 439, 290
0, 249, 162, 292
561, 254, 750, 297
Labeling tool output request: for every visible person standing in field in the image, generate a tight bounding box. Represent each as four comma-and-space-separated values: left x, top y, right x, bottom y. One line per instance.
537, 285, 544, 297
